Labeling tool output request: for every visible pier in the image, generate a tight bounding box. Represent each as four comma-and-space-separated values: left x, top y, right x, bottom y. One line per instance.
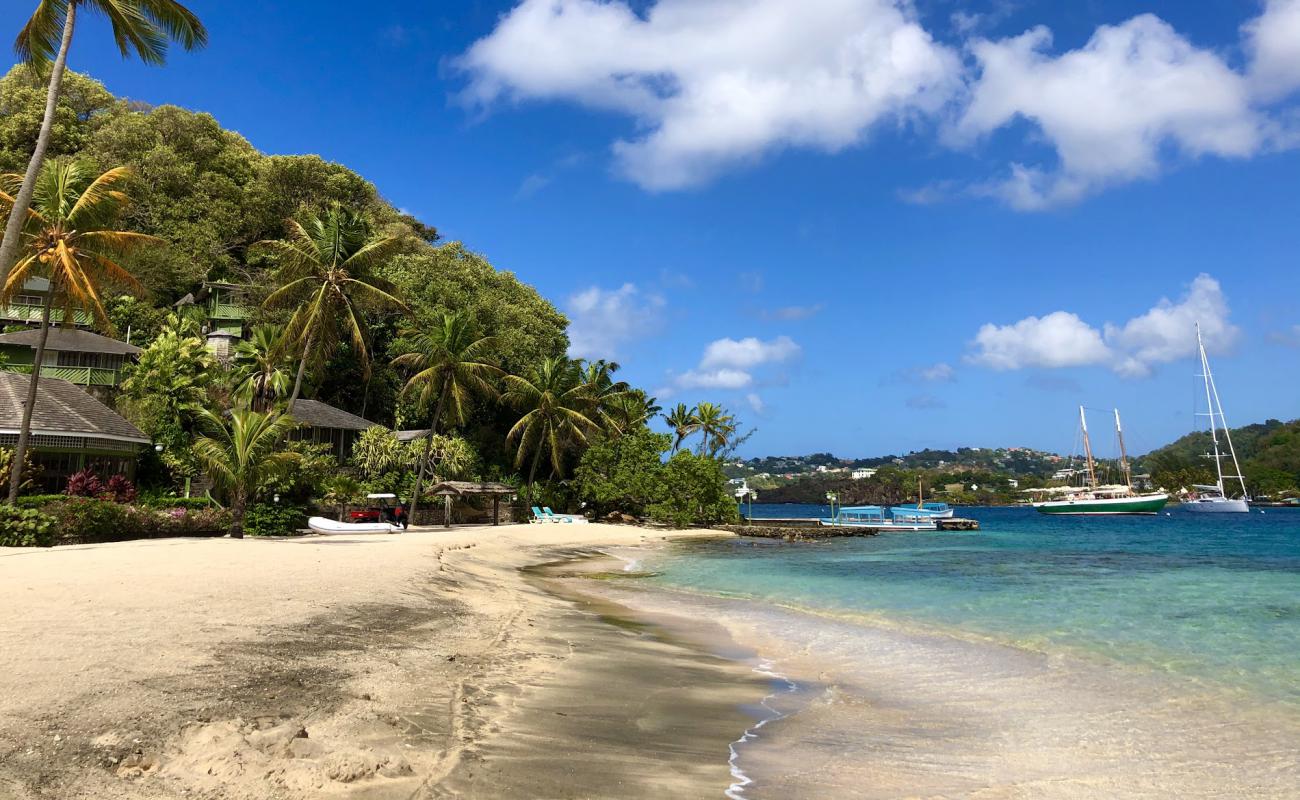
730, 516, 980, 539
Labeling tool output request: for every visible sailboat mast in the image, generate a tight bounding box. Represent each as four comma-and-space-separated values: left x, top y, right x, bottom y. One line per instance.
1197, 324, 1226, 494
1199, 324, 1249, 499
1114, 408, 1133, 491
1080, 406, 1098, 490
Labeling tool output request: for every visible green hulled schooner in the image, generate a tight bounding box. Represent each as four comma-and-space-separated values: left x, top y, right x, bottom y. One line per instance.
1031, 407, 1169, 515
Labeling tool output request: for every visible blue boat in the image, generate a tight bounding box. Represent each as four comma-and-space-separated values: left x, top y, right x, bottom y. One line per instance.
889, 502, 954, 521
820, 505, 938, 531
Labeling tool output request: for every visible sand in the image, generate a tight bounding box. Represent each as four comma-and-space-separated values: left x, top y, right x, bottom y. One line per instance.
0, 524, 752, 800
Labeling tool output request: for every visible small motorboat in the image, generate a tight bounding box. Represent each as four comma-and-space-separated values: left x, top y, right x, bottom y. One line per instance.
308, 516, 402, 535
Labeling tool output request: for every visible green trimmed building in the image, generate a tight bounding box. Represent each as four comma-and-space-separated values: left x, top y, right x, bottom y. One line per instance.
0, 372, 149, 493
174, 281, 250, 361
0, 277, 92, 329
0, 329, 140, 395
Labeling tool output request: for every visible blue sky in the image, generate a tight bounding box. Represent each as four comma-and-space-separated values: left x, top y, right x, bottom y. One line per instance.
6, 0, 1300, 458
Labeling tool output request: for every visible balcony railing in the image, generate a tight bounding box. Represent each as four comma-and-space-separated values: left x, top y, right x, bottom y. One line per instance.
0, 304, 92, 326
1, 363, 123, 387
208, 302, 249, 320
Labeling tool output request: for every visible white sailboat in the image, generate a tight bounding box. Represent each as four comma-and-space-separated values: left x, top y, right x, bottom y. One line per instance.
1031, 407, 1169, 515
1184, 323, 1250, 513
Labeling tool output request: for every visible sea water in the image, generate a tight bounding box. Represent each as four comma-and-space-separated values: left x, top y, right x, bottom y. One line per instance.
649, 505, 1300, 705
607, 505, 1300, 797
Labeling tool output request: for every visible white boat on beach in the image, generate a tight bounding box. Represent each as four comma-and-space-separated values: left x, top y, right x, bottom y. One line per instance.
1183, 324, 1250, 513
307, 516, 402, 535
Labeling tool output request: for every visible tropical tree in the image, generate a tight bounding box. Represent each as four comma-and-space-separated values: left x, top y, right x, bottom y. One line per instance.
602, 389, 661, 436
391, 311, 501, 521
664, 403, 700, 453
230, 324, 291, 411
503, 356, 600, 504
0, 0, 206, 284
694, 402, 737, 457
119, 324, 215, 485
192, 408, 300, 539
258, 204, 409, 412
0, 159, 156, 502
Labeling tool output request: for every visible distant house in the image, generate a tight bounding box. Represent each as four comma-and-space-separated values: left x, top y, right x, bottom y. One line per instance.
0, 277, 92, 329
0, 329, 140, 394
851, 468, 877, 480
288, 400, 378, 460
0, 372, 149, 493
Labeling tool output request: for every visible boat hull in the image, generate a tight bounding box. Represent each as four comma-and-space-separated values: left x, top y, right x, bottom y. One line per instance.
1033, 494, 1169, 515
1182, 497, 1250, 513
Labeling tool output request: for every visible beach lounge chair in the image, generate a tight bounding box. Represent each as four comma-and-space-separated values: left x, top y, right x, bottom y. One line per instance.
543, 507, 588, 524
530, 506, 553, 524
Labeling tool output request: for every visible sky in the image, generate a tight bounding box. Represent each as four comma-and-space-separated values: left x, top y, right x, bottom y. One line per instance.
5, 0, 1299, 458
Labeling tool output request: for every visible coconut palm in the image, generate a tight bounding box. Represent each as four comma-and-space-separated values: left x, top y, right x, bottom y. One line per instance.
694, 401, 736, 457
503, 356, 600, 504
258, 204, 409, 412
391, 312, 502, 522
230, 324, 291, 411
603, 389, 661, 436
0, 159, 155, 502
664, 403, 700, 453
0, 0, 206, 283
192, 408, 300, 539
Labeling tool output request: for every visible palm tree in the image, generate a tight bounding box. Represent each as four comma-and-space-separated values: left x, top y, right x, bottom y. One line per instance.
258, 205, 409, 412
0, 1, 206, 284
694, 401, 736, 457
230, 324, 291, 411
503, 356, 600, 505
0, 160, 156, 502
664, 403, 700, 453
192, 408, 300, 539
603, 389, 661, 436
391, 312, 501, 523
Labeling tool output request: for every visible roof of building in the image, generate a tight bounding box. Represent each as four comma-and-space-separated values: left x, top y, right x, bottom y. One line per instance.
290, 400, 378, 431
0, 328, 140, 356
428, 481, 516, 496
0, 373, 148, 443
395, 429, 430, 442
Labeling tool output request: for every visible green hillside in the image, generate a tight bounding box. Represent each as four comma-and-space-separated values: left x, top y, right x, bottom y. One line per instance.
1138, 419, 1300, 497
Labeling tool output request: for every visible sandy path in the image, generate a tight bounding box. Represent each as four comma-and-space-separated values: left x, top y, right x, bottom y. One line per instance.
0, 524, 736, 799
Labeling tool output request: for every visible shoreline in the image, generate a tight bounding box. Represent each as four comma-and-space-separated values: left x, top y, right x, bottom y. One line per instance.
0, 525, 753, 799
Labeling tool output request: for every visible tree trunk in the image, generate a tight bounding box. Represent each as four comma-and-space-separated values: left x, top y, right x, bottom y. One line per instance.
407, 378, 451, 525
286, 331, 314, 414
230, 494, 245, 539
526, 440, 543, 509
0, 6, 77, 283
7, 293, 54, 503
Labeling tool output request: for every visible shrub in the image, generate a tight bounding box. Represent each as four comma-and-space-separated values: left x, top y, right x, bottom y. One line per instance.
0, 506, 56, 547
137, 493, 211, 510
161, 507, 232, 537
15, 494, 69, 510
243, 503, 308, 537
647, 452, 740, 529
65, 469, 105, 498
574, 429, 672, 518
41, 498, 162, 544
105, 474, 137, 503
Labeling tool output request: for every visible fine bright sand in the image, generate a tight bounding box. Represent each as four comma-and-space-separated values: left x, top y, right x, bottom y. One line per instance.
0, 523, 757, 799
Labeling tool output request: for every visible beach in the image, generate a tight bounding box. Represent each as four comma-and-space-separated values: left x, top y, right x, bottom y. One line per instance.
0, 524, 758, 799
3, 518, 1298, 800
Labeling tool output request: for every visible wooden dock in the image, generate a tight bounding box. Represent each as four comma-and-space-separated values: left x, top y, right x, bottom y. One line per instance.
731, 517, 981, 539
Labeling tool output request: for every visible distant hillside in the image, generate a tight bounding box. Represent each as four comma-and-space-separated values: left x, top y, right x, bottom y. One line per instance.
1138, 419, 1300, 497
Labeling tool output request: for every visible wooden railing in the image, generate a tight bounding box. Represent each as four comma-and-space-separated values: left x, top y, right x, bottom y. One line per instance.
1, 364, 122, 386
0, 304, 92, 326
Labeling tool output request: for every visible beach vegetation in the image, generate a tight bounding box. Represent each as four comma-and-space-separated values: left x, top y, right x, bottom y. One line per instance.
0, 505, 55, 547
391, 311, 501, 519
1, 0, 205, 288
191, 409, 301, 539
241, 501, 308, 537
574, 428, 673, 519
0, 158, 155, 501
647, 451, 739, 528
257, 203, 410, 411
503, 355, 601, 505
230, 324, 292, 411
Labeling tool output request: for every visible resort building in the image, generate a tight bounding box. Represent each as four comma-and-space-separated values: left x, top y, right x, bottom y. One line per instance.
0, 277, 93, 329
288, 400, 378, 460
852, 468, 877, 480
173, 281, 250, 361
0, 329, 140, 398
0, 372, 149, 493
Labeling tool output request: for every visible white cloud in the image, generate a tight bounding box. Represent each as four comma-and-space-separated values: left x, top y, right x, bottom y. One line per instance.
968, 274, 1238, 377
969, 311, 1112, 370
565, 283, 665, 360
515, 173, 551, 199
1103, 274, 1239, 377
700, 335, 800, 370
1269, 324, 1300, 347
745, 392, 766, 414
1245, 0, 1300, 101
675, 368, 753, 390
956, 16, 1264, 209
668, 334, 800, 393
459, 0, 962, 190
917, 362, 954, 382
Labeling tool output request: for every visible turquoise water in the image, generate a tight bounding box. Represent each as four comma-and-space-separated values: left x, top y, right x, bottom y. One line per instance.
642, 505, 1300, 706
